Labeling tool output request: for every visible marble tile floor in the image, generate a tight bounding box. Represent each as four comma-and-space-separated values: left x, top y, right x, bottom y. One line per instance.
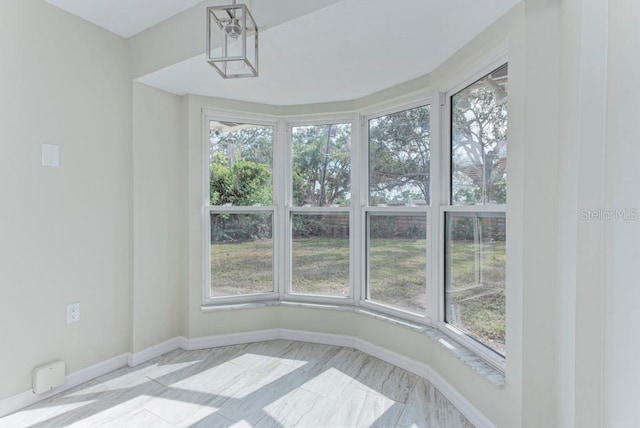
0, 340, 474, 428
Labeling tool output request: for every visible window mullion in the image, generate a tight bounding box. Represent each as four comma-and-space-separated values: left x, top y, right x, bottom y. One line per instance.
355, 113, 368, 306
351, 113, 364, 305
438, 91, 453, 326
429, 92, 445, 326
277, 119, 289, 300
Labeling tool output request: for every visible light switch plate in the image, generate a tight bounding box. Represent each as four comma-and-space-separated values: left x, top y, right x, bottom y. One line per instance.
42, 144, 59, 167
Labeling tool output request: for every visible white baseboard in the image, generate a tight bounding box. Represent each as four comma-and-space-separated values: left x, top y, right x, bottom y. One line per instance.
184, 329, 281, 350
1, 330, 494, 427
351, 337, 495, 428
127, 336, 187, 367
0, 353, 128, 419
183, 329, 355, 350
278, 329, 356, 348
0, 335, 186, 418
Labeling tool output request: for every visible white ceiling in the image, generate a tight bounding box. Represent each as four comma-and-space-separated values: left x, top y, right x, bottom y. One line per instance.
44, 0, 519, 106
44, 0, 203, 38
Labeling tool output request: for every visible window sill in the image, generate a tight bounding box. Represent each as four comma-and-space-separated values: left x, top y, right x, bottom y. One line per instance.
200, 300, 281, 312
200, 300, 505, 386
424, 328, 505, 386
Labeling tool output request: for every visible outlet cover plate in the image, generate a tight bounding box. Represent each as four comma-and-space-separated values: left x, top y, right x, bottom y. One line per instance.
66, 303, 80, 324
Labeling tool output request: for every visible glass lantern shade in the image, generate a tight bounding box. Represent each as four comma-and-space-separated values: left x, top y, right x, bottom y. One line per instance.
207, 4, 258, 78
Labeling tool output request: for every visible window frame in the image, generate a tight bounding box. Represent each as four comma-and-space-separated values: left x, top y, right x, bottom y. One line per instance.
284, 114, 358, 305
437, 56, 509, 371
360, 98, 433, 323
202, 110, 281, 306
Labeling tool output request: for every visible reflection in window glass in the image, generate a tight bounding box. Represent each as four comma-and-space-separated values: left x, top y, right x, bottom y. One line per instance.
210, 212, 273, 296
209, 121, 273, 206
369, 105, 431, 206
291, 213, 349, 296
292, 124, 351, 207
451, 64, 508, 205
367, 214, 427, 313
445, 213, 506, 356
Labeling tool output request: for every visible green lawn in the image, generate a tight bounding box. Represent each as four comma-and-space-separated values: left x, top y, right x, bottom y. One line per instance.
211, 238, 505, 354
447, 240, 506, 355
211, 239, 273, 296
368, 238, 427, 313
291, 238, 349, 296
210, 238, 427, 310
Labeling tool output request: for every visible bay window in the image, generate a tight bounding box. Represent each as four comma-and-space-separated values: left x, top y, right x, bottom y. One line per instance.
203, 60, 508, 368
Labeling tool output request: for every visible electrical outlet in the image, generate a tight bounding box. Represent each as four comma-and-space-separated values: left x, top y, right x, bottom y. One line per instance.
66, 303, 80, 324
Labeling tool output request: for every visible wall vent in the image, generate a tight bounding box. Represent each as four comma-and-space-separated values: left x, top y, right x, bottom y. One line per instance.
32, 360, 65, 394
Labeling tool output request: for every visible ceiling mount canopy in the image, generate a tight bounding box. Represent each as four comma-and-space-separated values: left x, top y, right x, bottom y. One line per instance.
206, 0, 258, 79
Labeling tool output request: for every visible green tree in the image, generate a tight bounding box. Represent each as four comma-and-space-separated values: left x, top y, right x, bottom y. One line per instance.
292, 124, 351, 207
451, 65, 508, 204
210, 161, 271, 206
209, 124, 273, 206
369, 105, 431, 205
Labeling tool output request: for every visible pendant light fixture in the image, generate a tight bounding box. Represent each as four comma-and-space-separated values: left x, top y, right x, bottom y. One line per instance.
207, 0, 258, 78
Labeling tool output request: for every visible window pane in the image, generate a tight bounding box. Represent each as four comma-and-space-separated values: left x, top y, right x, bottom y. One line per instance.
209, 121, 273, 206
292, 124, 351, 207
451, 64, 508, 205
367, 214, 427, 313
291, 213, 349, 296
210, 212, 273, 296
445, 213, 506, 356
369, 105, 431, 206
